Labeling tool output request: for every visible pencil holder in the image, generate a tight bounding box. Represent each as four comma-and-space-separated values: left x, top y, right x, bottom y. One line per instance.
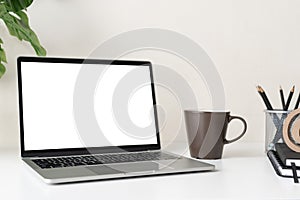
265, 110, 291, 152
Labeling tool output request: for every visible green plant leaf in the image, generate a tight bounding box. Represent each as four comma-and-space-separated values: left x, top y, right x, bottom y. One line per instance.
16, 10, 29, 27
0, 37, 7, 78
0, 37, 7, 62
3, 0, 33, 12
0, 63, 6, 78
0, 49, 7, 63
0, 3, 46, 56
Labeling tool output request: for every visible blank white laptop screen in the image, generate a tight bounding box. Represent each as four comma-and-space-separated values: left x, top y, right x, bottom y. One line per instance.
20, 61, 157, 151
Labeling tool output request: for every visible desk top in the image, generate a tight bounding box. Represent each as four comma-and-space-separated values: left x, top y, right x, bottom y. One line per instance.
1, 142, 299, 200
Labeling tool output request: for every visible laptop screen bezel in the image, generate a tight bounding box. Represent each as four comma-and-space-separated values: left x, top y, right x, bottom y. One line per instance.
17, 56, 161, 157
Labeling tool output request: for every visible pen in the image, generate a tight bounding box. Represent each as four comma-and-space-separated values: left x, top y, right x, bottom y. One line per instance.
284, 86, 295, 111
257, 85, 273, 110
279, 86, 285, 109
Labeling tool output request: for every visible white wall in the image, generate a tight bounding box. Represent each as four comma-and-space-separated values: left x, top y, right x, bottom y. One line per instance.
1, 0, 300, 149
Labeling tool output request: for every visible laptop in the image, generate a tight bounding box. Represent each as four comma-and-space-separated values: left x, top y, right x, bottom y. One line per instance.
17, 56, 214, 184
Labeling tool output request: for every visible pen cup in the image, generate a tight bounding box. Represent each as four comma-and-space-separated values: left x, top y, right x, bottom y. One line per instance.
265, 110, 291, 152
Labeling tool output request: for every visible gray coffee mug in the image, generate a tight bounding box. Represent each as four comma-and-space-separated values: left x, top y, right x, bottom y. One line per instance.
184, 110, 247, 159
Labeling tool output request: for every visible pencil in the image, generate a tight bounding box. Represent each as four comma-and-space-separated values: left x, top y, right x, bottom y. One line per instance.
257, 85, 273, 110
257, 86, 271, 110
279, 86, 285, 109
294, 91, 300, 109
284, 86, 295, 111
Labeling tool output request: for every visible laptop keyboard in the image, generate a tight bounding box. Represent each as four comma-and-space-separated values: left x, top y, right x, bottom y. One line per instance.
32, 152, 178, 169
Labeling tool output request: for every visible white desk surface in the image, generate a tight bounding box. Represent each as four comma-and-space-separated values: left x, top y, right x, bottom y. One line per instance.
1, 142, 300, 200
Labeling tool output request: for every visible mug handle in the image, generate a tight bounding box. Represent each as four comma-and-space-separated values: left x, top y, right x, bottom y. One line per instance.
224, 115, 247, 144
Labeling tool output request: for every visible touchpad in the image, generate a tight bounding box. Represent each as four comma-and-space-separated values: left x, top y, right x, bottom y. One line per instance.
86, 162, 159, 175
86, 165, 123, 175
114, 162, 159, 173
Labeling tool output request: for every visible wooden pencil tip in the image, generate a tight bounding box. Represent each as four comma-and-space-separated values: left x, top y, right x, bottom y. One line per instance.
256, 85, 261, 92
292, 85, 295, 92
256, 85, 264, 93
259, 86, 264, 92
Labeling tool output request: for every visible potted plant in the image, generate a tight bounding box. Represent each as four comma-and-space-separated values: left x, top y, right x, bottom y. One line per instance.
0, 0, 46, 78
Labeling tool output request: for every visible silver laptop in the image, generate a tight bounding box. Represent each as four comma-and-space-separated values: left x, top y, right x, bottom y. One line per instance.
17, 56, 214, 184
